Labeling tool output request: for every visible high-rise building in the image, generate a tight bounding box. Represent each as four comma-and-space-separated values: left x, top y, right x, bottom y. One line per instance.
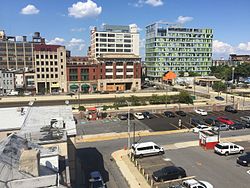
90, 24, 140, 59
34, 44, 67, 94
0, 32, 45, 70
145, 22, 213, 79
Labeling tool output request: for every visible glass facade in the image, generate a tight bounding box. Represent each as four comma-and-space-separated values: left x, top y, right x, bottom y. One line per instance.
145, 23, 213, 78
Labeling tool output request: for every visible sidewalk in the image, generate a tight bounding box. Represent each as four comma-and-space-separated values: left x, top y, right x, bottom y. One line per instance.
111, 149, 150, 188
112, 134, 250, 188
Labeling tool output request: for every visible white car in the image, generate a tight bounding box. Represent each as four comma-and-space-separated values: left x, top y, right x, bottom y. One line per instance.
183, 179, 213, 188
214, 142, 244, 156
134, 112, 144, 120
192, 125, 212, 133
195, 109, 208, 116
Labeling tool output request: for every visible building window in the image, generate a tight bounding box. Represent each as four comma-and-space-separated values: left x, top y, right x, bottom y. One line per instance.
50, 61, 53, 65
41, 55, 44, 59
55, 68, 58, 72
61, 52, 63, 56
42, 74, 45, 78
41, 68, 44, 72
51, 74, 54, 78
36, 61, 40, 65
46, 74, 49, 78
54, 55, 57, 59
46, 68, 49, 72
55, 74, 58, 78
37, 74, 40, 79
37, 68, 40, 72
41, 61, 44, 66
46, 61, 49, 65
55, 61, 58, 65
61, 72, 63, 75
36, 54, 39, 59
61, 59, 63, 63
45, 55, 48, 59
50, 68, 53, 72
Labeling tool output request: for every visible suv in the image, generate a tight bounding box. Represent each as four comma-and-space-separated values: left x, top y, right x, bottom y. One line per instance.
182, 179, 213, 188
237, 152, 250, 166
89, 171, 106, 188
164, 111, 176, 118
225, 105, 237, 113
152, 166, 186, 182
214, 142, 244, 156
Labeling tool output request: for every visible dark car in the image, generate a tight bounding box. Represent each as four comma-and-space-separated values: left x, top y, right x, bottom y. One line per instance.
89, 171, 106, 188
175, 111, 187, 117
204, 117, 217, 126
215, 96, 224, 101
164, 111, 176, 118
240, 121, 250, 128
229, 122, 246, 130
191, 118, 205, 126
142, 111, 154, 119
237, 153, 250, 166
225, 105, 237, 113
152, 166, 186, 182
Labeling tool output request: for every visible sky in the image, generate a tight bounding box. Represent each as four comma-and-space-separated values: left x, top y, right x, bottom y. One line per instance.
1, 0, 250, 59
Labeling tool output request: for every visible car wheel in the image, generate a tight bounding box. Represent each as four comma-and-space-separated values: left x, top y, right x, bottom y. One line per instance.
240, 150, 244, 154
225, 152, 229, 156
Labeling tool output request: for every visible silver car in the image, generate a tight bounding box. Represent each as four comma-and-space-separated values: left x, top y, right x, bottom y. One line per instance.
212, 123, 229, 131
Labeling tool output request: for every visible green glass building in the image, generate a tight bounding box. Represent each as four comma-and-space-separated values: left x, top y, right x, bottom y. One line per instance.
145, 22, 213, 80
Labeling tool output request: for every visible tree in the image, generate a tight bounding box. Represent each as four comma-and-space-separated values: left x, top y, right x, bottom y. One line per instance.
178, 91, 193, 104
212, 81, 227, 94
188, 71, 201, 77
78, 106, 86, 111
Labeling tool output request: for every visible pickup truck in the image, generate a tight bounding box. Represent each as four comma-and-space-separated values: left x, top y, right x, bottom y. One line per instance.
240, 116, 250, 123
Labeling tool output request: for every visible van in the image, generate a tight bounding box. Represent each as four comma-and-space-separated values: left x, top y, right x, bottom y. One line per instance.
131, 142, 164, 158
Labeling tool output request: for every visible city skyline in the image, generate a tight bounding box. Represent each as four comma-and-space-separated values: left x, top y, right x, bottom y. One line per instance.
1, 0, 250, 59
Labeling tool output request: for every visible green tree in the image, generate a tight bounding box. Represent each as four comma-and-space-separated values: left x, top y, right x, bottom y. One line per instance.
188, 71, 201, 77
78, 106, 86, 111
212, 81, 227, 94
178, 91, 193, 104
129, 95, 141, 106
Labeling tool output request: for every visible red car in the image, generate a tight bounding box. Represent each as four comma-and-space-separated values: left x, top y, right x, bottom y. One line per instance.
217, 116, 234, 125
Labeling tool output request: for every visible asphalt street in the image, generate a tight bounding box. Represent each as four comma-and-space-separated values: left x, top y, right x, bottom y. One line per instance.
74, 129, 250, 188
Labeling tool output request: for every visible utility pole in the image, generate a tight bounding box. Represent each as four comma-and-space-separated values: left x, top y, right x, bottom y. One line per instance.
78, 87, 80, 108
126, 100, 131, 149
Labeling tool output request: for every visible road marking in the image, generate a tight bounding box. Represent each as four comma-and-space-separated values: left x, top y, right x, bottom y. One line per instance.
247, 170, 250, 175
169, 122, 180, 130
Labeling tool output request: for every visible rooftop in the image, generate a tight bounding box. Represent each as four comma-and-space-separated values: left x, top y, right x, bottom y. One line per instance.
98, 53, 140, 59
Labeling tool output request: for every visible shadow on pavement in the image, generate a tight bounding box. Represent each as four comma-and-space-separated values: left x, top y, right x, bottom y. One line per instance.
76, 147, 109, 188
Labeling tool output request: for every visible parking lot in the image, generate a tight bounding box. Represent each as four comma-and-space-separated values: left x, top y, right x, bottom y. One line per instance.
76, 110, 250, 135
166, 141, 250, 188
133, 140, 250, 188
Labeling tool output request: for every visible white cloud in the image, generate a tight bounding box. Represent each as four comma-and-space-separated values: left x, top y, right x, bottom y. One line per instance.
68, 38, 85, 51
130, 0, 163, 7
68, 0, 102, 18
237, 42, 250, 51
21, 4, 40, 15
47, 37, 65, 45
70, 28, 85, 32
213, 40, 234, 54
177, 16, 193, 24
145, 0, 163, 7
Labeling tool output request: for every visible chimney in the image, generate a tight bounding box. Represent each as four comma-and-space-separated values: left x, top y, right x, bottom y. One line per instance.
19, 149, 40, 176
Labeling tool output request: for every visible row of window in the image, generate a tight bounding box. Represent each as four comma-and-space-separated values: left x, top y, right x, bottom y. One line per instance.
95, 33, 131, 38
96, 49, 131, 52
37, 73, 61, 79
36, 61, 59, 66
35, 53, 63, 59
96, 38, 132, 43
97, 43, 132, 48
2, 80, 13, 85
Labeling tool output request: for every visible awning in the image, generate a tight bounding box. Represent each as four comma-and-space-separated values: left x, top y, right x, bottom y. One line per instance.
87, 107, 96, 111
70, 84, 79, 90
51, 83, 60, 88
81, 84, 90, 89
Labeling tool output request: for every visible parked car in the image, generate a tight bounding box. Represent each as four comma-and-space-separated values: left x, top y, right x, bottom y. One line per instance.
194, 109, 208, 116
89, 171, 106, 188
164, 111, 176, 118
237, 152, 250, 166
239, 121, 250, 128
134, 112, 145, 120
7, 91, 19, 96
214, 142, 244, 156
204, 117, 217, 126
240, 116, 250, 123
191, 118, 206, 127
100, 91, 109, 94
192, 125, 212, 133
152, 166, 186, 182
182, 179, 213, 188
118, 114, 128, 120
131, 142, 164, 158
225, 105, 237, 113
212, 123, 229, 131
229, 122, 246, 130
215, 96, 224, 101
217, 116, 234, 125
142, 111, 154, 119
175, 111, 187, 117
23, 91, 32, 96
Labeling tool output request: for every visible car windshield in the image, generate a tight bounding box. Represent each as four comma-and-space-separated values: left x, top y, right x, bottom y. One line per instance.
92, 180, 104, 188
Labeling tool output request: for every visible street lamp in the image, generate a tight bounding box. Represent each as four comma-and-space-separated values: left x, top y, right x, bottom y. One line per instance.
232, 67, 235, 84
125, 100, 131, 149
